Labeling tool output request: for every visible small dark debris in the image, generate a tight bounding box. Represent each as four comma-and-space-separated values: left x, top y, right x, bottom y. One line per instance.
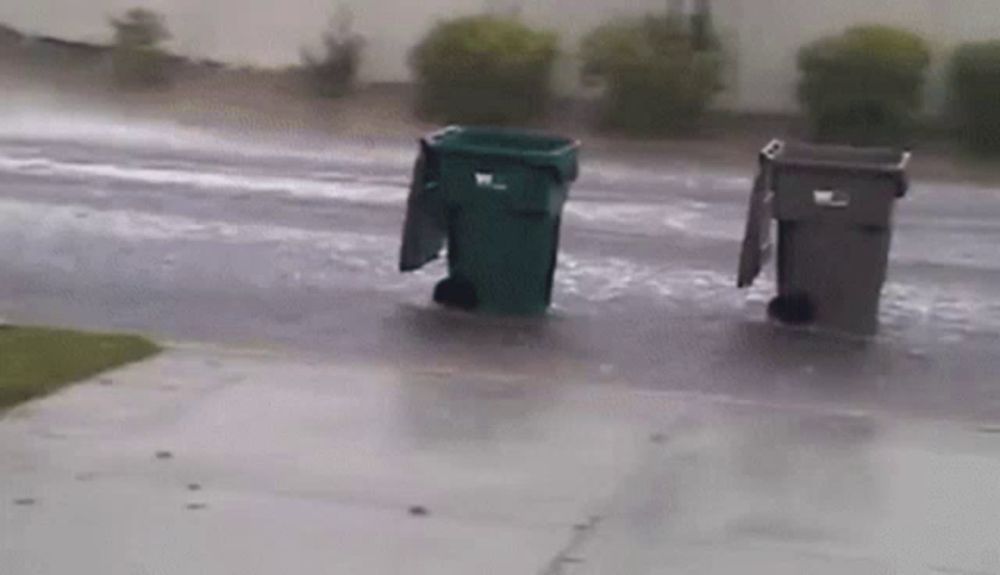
572, 523, 589, 531
187, 483, 202, 492
13, 498, 36, 506
155, 450, 174, 460
98, 378, 114, 386
408, 505, 429, 517
35, 35, 106, 53
186, 502, 208, 511
979, 427, 1000, 435
560, 556, 584, 565
650, 433, 667, 444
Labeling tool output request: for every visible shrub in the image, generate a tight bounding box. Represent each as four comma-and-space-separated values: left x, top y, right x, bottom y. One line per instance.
410, 15, 558, 124
797, 25, 931, 146
949, 41, 1000, 154
580, 15, 723, 136
301, 8, 364, 98
110, 8, 172, 89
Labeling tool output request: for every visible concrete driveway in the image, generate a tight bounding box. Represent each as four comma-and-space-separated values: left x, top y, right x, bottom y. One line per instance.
2, 348, 998, 575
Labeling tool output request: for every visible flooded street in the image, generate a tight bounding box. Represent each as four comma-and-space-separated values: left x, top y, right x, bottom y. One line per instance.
0, 118, 997, 419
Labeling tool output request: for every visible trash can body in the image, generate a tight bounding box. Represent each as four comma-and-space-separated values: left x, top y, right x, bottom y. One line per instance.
776, 220, 891, 335
739, 140, 909, 336
401, 127, 579, 315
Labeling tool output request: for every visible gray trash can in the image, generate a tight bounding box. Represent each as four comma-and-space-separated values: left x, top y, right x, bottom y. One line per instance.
738, 139, 910, 335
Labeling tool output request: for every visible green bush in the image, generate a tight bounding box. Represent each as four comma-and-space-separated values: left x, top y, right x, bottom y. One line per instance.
580, 15, 723, 136
410, 15, 558, 124
797, 25, 931, 146
110, 8, 172, 89
301, 8, 364, 98
950, 41, 1000, 154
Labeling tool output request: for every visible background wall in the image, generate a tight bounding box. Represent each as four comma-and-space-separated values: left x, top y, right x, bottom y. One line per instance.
1, 0, 998, 113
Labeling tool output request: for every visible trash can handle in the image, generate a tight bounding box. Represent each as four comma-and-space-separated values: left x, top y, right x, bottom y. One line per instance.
898, 149, 912, 171
760, 139, 784, 163
424, 125, 462, 145
887, 149, 912, 198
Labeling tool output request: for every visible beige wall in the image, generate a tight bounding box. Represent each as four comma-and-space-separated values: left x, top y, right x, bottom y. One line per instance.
2, 0, 999, 113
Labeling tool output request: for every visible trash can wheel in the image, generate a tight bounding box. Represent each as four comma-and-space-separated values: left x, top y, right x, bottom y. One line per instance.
433, 277, 479, 311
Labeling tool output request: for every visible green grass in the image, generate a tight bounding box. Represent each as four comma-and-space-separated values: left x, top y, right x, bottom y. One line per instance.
0, 326, 160, 409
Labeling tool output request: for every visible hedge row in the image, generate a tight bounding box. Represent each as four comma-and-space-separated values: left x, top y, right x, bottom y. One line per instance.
105, 7, 1000, 149
414, 16, 1000, 149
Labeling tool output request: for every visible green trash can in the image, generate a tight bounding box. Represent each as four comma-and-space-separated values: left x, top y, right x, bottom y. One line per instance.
399, 126, 580, 315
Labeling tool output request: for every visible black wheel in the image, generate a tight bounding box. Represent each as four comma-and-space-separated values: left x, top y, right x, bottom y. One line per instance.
433, 277, 479, 311
767, 293, 816, 325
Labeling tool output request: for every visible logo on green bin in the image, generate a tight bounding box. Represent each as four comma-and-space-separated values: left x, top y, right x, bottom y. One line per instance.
475, 172, 508, 191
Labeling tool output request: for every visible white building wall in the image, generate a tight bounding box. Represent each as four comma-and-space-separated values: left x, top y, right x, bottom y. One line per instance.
1, 0, 999, 113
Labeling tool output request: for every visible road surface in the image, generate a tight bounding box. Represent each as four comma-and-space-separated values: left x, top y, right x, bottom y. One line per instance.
1, 112, 999, 575
1, 115, 998, 419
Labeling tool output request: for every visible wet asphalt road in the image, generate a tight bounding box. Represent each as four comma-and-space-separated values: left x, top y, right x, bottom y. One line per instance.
0, 121, 998, 420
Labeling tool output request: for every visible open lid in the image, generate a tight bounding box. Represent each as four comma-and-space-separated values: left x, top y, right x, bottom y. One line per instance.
737, 151, 775, 289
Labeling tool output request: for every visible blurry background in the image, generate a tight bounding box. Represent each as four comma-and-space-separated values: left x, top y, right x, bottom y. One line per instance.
1, 0, 999, 113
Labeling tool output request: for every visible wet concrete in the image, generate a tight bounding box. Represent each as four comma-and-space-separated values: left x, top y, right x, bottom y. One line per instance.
1, 349, 998, 574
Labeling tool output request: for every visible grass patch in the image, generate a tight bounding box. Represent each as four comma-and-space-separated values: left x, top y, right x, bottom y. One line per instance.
0, 326, 160, 409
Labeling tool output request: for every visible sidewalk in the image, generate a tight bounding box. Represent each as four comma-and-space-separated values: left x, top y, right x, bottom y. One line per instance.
2, 346, 998, 574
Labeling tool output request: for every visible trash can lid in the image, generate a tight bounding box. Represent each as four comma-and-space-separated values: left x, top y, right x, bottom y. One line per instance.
762, 139, 910, 173
760, 139, 911, 197
423, 126, 580, 182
